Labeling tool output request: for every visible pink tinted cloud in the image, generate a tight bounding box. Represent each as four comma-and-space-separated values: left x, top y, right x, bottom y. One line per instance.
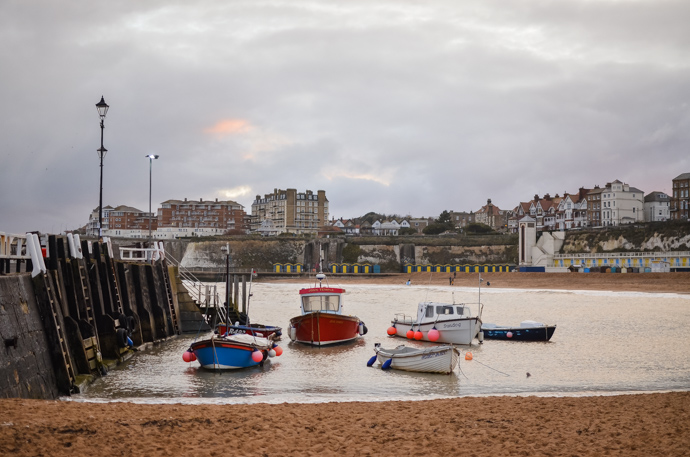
203, 119, 253, 136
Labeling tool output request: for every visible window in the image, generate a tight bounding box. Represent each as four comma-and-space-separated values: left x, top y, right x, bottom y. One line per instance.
436, 305, 454, 315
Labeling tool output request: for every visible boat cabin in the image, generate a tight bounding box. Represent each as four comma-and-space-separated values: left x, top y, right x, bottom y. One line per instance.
299, 287, 345, 315
417, 302, 475, 322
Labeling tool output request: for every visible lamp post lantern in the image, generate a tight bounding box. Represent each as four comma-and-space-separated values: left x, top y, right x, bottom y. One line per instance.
146, 154, 160, 248
96, 96, 109, 239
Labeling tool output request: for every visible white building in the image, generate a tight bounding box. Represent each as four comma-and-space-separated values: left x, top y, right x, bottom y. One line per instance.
600, 180, 644, 226
643, 191, 670, 222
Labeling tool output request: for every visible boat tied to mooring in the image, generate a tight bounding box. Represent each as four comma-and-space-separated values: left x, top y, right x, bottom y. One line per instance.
387, 273, 486, 345
288, 272, 367, 346
368, 342, 460, 374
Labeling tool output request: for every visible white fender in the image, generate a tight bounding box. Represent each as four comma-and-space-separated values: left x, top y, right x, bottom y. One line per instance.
33, 234, 46, 273
67, 233, 77, 259
157, 241, 166, 260
73, 234, 83, 259
25, 234, 43, 277
289, 326, 296, 341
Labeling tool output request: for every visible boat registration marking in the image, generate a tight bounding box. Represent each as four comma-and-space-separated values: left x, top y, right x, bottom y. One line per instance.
440, 322, 465, 329
421, 351, 446, 360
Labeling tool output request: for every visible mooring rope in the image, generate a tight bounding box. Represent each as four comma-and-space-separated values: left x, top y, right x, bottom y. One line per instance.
473, 359, 511, 377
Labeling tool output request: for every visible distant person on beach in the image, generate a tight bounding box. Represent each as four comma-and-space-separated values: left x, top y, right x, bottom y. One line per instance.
406, 279, 411, 286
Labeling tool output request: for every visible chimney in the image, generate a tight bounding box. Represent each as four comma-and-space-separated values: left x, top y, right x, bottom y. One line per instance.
200, 198, 202, 202
184, 198, 187, 202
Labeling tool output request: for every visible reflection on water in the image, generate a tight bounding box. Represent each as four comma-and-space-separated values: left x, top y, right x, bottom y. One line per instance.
75, 283, 690, 404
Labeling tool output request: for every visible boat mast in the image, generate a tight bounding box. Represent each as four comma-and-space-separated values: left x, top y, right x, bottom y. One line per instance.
478, 273, 483, 319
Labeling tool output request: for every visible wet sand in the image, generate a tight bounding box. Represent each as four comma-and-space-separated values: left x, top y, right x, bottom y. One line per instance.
1, 393, 688, 456
2, 272, 688, 456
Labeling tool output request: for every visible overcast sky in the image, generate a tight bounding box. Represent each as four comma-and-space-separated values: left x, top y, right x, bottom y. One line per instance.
1, 0, 689, 234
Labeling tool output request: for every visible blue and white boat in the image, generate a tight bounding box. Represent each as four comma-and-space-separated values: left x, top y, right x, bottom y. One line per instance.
190, 333, 276, 370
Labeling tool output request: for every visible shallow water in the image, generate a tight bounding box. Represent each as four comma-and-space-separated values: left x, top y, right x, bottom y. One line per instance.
75, 282, 690, 404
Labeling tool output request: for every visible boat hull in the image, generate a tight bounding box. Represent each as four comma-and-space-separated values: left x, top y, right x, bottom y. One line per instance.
289, 312, 361, 346
375, 346, 460, 374
391, 318, 481, 345
375, 345, 459, 374
190, 335, 272, 370
482, 325, 556, 341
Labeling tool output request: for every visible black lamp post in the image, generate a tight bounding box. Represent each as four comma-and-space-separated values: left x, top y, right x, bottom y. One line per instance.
146, 155, 159, 248
96, 96, 109, 239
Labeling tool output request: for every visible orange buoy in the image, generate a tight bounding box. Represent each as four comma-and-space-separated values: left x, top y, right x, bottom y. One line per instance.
465, 352, 473, 361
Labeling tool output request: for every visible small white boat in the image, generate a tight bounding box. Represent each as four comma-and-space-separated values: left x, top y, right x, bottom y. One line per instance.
390, 301, 482, 345
370, 343, 460, 374
388, 273, 486, 345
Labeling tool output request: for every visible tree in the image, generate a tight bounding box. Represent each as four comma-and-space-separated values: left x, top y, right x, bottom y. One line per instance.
437, 210, 452, 224
424, 210, 455, 234
466, 222, 494, 234
398, 227, 417, 236
342, 243, 362, 263
422, 223, 447, 235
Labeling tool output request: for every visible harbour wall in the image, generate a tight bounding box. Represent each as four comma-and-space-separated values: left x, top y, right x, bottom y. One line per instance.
0, 236, 211, 400
0, 274, 59, 399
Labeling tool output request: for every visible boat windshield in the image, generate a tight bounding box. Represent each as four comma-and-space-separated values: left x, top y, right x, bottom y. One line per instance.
436, 305, 454, 315
302, 295, 340, 312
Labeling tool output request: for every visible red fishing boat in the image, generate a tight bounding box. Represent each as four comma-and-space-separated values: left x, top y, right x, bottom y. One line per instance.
288, 273, 366, 346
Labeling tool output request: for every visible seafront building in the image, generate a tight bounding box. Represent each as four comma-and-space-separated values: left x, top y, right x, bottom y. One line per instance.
157, 198, 248, 237
86, 198, 247, 239
644, 192, 670, 222
600, 180, 644, 226
671, 173, 690, 221
87, 205, 156, 238
250, 189, 328, 235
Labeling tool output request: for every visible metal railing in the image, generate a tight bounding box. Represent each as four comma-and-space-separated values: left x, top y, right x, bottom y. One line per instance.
164, 250, 222, 311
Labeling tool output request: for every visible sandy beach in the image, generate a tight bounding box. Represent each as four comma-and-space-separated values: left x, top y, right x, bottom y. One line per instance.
1, 272, 688, 456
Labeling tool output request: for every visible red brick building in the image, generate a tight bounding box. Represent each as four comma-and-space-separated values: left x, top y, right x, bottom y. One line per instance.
158, 198, 248, 233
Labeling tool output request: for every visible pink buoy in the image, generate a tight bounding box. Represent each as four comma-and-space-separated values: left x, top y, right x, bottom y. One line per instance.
274, 345, 283, 356
182, 350, 196, 363
414, 330, 423, 340
251, 350, 263, 363
406, 330, 415, 339
387, 326, 397, 336
506, 331, 513, 338
428, 328, 440, 342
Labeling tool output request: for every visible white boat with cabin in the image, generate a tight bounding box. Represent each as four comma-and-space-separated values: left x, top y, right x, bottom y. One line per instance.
390, 301, 482, 345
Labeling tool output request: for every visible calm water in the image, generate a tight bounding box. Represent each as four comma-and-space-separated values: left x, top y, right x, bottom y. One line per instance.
74, 282, 690, 404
